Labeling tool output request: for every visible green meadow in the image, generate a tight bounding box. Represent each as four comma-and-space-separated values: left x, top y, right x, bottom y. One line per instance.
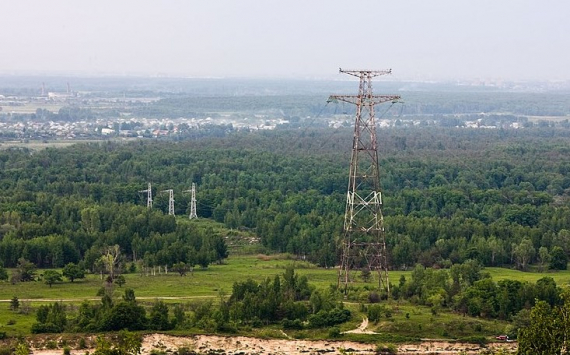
1, 253, 567, 339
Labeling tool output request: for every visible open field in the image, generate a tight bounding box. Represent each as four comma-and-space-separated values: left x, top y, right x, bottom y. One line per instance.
1, 254, 566, 341
0, 103, 64, 114
2, 255, 569, 305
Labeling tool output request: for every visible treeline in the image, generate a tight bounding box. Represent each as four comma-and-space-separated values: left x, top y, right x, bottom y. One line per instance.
0, 202, 228, 273
131, 91, 570, 119
392, 261, 560, 321
30, 268, 350, 334
2, 127, 570, 271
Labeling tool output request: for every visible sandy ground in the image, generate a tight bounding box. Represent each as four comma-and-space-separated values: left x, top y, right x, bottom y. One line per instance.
29, 333, 517, 355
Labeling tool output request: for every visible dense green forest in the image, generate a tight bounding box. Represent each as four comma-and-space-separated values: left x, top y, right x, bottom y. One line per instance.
2, 126, 570, 275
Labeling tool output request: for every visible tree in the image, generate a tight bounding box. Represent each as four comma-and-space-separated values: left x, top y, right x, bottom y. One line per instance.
62, 262, 85, 282
513, 238, 535, 270
487, 235, 505, 266
172, 261, 189, 276
213, 235, 229, 264
10, 296, 19, 311
149, 300, 172, 331
538, 246, 550, 272
550, 246, 568, 270
360, 268, 372, 283
0, 266, 8, 281
100, 245, 122, 281
115, 275, 126, 287
104, 301, 147, 331
43, 270, 62, 288
517, 300, 562, 354
15, 258, 36, 282
31, 302, 67, 333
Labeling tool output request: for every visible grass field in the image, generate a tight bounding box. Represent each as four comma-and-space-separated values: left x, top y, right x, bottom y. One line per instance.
0, 103, 64, 114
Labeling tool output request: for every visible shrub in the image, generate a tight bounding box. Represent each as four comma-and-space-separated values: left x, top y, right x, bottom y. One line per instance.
368, 291, 381, 303
328, 326, 341, 338
308, 308, 351, 328
368, 304, 385, 324
282, 318, 304, 330
376, 343, 397, 354
176, 347, 194, 355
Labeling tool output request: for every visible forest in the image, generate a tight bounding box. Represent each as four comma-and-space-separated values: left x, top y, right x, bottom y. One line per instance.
2, 127, 570, 273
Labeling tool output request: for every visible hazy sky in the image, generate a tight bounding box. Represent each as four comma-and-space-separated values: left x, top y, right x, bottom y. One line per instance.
1, 1, 568, 81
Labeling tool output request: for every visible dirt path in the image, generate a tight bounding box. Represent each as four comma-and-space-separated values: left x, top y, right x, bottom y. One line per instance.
343, 316, 378, 334
29, 333, 517, 355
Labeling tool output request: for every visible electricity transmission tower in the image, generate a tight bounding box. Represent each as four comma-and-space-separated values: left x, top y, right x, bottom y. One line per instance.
329, 68, 400, 293
162, 189, 175, 216
184, 183, 198, 219
139, 183, 153, 208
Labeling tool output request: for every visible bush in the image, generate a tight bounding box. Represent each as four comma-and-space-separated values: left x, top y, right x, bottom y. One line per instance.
368, 291, 381, 303
376, 343, 397, 354
282, 318, 304, 330
328, 326, 341, 338
368, 304, 385, 324
308, 308, 351, 328
176, 347, 195, 355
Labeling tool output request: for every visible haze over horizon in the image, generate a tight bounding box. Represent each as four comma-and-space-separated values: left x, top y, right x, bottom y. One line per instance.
1, 1, 568, 82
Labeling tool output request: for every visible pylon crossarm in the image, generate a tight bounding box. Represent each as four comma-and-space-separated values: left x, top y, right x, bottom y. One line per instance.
339, 68, 392, 77
328, 95, 400, 106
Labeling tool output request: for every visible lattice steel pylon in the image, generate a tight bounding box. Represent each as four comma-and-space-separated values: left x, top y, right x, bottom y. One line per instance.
184, 183, 198, 219
329, 68, 400, 293
162, 189, 175, 216
139, 183, 153, 209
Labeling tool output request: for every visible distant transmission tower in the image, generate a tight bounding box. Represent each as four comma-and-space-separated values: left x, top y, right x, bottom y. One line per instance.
329, 68, 400, 293
162, 189, 175, 216
139, 183, 153, 208
184, 183, 198, 219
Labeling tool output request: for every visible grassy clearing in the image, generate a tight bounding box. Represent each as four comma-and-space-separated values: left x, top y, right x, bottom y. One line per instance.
367, 304, 505, 341
0, 255, 335, 302
2, 257, 568, 306
486, 266, 570, 285
0, 255, 565, 339
0, 103, 64, 114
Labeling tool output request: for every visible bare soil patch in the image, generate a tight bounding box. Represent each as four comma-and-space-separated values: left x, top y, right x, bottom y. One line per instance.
29, 333, 517, 355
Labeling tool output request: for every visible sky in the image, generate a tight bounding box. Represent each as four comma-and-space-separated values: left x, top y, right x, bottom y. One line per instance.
1, 1, 568, 81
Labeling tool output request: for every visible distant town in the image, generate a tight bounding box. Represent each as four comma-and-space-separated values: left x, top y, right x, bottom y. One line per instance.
1, 77, 569, 143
